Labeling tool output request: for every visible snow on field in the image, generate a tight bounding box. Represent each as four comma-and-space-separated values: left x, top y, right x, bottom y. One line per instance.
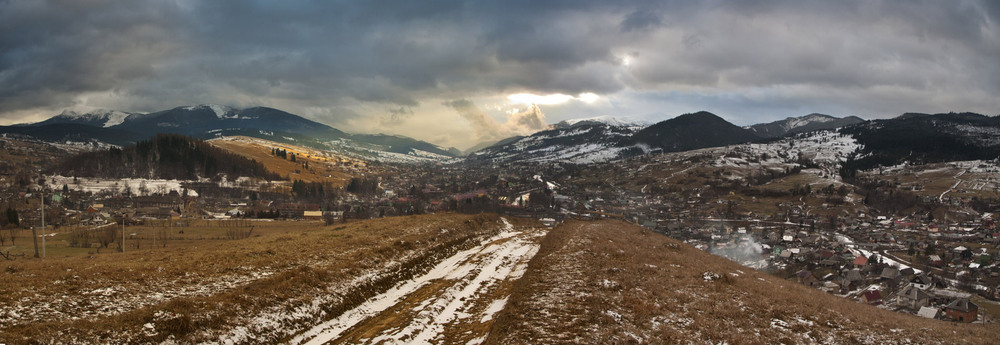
848, 247, 923, 275
527, 143, 640, 164
704, 130, 861, 180
291, 218, 545, 345
2, 268, 272, 325
46, 175, 198, 197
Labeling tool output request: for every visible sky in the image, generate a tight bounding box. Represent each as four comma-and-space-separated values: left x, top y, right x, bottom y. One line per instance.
1, 0, 999, 150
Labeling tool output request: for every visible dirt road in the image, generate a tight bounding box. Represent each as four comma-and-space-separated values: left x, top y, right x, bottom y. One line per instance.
290, 218, 545, 345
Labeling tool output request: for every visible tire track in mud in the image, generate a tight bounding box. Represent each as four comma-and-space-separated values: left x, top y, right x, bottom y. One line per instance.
291, 219, 546, 345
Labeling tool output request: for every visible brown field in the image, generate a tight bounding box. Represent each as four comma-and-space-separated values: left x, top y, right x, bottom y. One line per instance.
6, 215, 999, 344
0, 213, 510, 344
0, 138, 77, 180
487, 220, 1000, 345
208, 136, 354, 185
866, 163, 1000, 200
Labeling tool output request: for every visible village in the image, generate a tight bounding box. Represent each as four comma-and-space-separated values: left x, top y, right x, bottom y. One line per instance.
1, 142, 998, 325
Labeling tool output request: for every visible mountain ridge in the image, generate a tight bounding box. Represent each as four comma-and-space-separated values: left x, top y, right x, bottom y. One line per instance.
632, 111, 761, 152
1, 105, 456, 162
747, 113, 866, 138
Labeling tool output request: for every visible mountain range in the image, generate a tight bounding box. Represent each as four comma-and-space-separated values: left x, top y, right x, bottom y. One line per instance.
1, 105, 458, 163
746, 113, 865, 138
469, 111, 860, 164
4, 105, 998, 168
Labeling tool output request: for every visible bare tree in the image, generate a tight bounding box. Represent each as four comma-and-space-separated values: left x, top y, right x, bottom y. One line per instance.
100, 225, 118, 249
6, 227, 19, 246
138, 181, 149, 196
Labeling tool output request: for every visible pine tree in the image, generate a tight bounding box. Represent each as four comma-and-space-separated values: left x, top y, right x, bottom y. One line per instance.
6, 207, 19, 225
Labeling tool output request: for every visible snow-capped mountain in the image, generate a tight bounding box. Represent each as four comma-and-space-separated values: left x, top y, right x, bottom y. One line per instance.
30, 109, 141, 128
185, 104, 236, 118
468, 121, 645, 164
1, 105, 460, 163
471, 111, 764, 164
747, 113, 865, 138
554, 115, 651, 130
112, 105, 349, 140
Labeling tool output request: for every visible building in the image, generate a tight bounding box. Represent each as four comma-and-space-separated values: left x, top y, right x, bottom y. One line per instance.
861, 289, 882, 305
943, 298, 978, 323
853, 255, 868, 268
917, 306, 939, 319
897, 284, 931, 310
909, 274, 934, 290
795, 269, 820, 288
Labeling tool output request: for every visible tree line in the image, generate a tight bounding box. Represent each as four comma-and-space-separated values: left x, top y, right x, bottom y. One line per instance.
55, 134, 280, 181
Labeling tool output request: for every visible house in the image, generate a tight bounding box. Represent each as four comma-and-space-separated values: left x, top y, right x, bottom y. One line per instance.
943, 298, 978, 323
853, 255, 868, 268
910, 274, 934, 290
917, 306, 939, 319
862, 289, 883, 305
879, 267, 900, 282
928, 255, 943, 267
819, 258, 841, 267
795, 269, 820, 288
303, 210, 323, 219
323, 210, 344, 220
897, 285, 931, 310
839, 269, 865, 292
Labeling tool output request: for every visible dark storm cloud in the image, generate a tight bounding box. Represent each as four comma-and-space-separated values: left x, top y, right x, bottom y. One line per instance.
0, 0, 188, 111
380, 106, 414, 127
1, 0, 998, 137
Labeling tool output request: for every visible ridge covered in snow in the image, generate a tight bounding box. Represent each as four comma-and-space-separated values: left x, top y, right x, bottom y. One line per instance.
560, 115, 652, 128
49, 109, 138, 127
183, 104, 239, 119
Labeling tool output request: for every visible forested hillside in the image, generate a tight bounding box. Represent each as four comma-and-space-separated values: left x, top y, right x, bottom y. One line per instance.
839, 112, 1000, 174
54, 134, 279, 181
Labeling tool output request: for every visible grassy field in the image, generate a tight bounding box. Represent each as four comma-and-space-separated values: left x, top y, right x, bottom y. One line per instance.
487, 219, 1000, 345
4, 218, 326, 259
0, 213, 509, 344
209, 136, 354, 185
865, 163, 1000, 200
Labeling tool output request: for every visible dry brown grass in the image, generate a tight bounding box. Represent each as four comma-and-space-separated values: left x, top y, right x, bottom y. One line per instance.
208, 136, 354, 185
487, 219, 1000, 345
0, 213, 507, 344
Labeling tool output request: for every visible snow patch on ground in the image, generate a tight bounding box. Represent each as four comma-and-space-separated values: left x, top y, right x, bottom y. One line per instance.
46, 175, 197, 197
291, 218, 543, 345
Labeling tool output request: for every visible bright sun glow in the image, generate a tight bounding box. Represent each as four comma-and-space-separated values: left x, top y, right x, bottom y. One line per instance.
622, 56, 632, 66
507, 93, 599, 105
578, 92, 599, 103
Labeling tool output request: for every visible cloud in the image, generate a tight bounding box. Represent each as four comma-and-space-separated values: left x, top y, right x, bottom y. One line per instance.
444, 99, 505, 141
509, 105, 548, 132
444, 99, 550, 143
380, 106, 414, 127
1, 0, 998, 148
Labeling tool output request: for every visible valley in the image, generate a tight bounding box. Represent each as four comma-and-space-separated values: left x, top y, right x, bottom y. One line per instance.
1, 108, 999, 344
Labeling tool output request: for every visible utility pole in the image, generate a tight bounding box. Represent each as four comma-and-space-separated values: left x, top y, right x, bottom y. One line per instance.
30, 176, 41, 258
121, 213, 126, 252
40, 191, 45, 258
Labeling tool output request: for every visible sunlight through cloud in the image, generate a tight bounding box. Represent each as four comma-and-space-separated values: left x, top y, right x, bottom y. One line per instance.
507, 93, 600, 106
